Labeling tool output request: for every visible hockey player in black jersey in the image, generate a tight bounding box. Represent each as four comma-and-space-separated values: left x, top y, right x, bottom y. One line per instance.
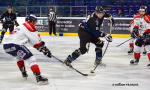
64, 6, 114, 66
0, 6, 19, 43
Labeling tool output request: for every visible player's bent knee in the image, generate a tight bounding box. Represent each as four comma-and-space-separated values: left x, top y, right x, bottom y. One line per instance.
27, 56, 37, 67
145, 45, 150, 53
96, 41, 104, 48
134, 46, 141, 53
79, 48, 87, 54
95, 47, 102, 52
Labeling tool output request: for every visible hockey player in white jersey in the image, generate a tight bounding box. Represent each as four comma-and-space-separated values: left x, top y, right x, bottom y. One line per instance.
128, 13, 147, 54
2, 14, 51, 85
130, 6, 150, 67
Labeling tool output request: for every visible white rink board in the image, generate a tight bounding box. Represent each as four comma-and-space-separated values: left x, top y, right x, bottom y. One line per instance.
0, 36, 150, 90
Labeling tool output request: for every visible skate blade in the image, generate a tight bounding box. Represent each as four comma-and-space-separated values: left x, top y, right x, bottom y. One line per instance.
37, 81, 49, 85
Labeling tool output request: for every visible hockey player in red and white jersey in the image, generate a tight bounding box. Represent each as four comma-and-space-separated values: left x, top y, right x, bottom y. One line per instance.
2, 14, 51, 85
128, 12, 147, 54
130, 6, 150, 67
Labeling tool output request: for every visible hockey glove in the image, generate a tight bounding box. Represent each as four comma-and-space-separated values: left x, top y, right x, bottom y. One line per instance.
15, 21, 19, 26
38, 46, 52, 58
110, 18, 115, 26
0, 20, 3, 23
131, 27, 140, 38
34, 41, 52, 58
105, 34, 112, 42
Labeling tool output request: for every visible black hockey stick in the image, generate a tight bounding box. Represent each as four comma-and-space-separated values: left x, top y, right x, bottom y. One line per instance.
90, 18, 113, 73
116, 38, 133, 47
51, 55, 89, 76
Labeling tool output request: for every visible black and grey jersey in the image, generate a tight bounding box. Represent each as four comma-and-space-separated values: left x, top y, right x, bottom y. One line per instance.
0, 11, 17, 25
85, 12, 113, 32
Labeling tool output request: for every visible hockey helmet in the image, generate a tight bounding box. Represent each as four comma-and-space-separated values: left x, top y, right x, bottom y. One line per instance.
95, 6, 105, 13
139, 5, 147, 12
25, 14, 37, 22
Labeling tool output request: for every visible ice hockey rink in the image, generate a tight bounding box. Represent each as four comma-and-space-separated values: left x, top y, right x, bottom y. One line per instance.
0, 36, 150, 90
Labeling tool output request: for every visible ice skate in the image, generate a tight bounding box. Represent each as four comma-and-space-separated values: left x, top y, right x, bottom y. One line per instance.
35, 75, 48, 85
130, 59, 139, 65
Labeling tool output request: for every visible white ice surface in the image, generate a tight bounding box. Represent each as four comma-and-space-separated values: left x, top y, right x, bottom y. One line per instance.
0, 36, 150, 90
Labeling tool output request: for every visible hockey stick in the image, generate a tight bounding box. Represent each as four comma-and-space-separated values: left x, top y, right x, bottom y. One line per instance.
116, 38, 133, 47
51, 55, 89, 76
90, 18, 112, 73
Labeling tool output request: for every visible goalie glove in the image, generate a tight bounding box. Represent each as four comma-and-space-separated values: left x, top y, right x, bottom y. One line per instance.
34, 41, 52, 58
105, 34, 112, 42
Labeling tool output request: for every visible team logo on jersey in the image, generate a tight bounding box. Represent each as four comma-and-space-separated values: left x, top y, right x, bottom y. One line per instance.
17, 50, 26, 59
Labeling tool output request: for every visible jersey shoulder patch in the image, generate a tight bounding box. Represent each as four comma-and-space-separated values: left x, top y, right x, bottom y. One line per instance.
23, 22, 36, 32
144, 15, 150, 23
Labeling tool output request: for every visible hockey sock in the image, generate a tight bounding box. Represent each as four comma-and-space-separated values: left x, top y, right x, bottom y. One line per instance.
31, 64, 41, 75
17, 60, 25, 72
134, 53, 140, 60
129, 43, 134, 50
95, 47, 102, 60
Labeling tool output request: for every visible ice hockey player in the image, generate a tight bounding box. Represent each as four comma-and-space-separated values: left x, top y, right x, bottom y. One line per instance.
2, 14, 51, 85
128, 12, 146, 55
0, 6, 19, 43
130, 6, 150, 67
64, 6, 114, 66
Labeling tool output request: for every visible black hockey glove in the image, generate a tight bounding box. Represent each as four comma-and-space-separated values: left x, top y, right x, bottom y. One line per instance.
0, 19, 3, 23
15, 21, 19, 26
131, 28, 140, 38
105, 34, 112, 42
38, 46, 52, 58
110, 18, 115, 26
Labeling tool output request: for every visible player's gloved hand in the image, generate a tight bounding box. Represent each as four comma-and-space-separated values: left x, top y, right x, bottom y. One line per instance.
34, 41, 52, 58
15, 21, 19, 26
0, 20, 3, 23
131, 27, 139, 38
105, 34, 112, 42
38, 46, 52, 58
110, 18, 115, 26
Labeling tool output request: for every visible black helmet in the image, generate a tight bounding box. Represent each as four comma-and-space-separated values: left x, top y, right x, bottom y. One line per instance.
139, 5, 147, 12
25, 14, 37, 22
95, 6, 105, 13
